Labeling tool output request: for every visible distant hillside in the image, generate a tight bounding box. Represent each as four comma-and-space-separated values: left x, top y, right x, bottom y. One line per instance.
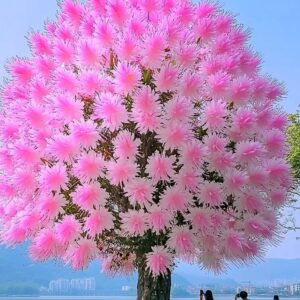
1, 245, 300, 292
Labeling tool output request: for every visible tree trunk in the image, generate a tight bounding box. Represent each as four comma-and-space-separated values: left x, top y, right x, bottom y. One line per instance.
137, 260, 171, 300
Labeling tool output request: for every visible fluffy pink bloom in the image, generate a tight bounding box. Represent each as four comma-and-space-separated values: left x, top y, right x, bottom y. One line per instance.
180, 73, 201, 99
13, 169, 36, 193
164, 97, 193, 122
114, 63, 141, 94
180, 141, 206, 167
207, 72, 231, 98
70, 120, 100, 149
64, 238, 97, 269
78, 40, 99, 66
121, 210, 147, 236
175, 168, 200, 192
72, 183, 108, 210
49, 134, 80, 161
109, 0, 128, 27
146, 152, 175, 182
80, 70, 104, 95
168, 226, 194, 256
26, 106, 48, 129
154, 65, 178, 92
85, 208, 114, 235
189, 207, 210, 232
94, 93, 128, 131
146, 205, 171, 233
161, 186, 192, 212
224, 230, 245, 258
55, 70, 77, 93
204, 134, 227, 153
29, 228, 58, 261
117, 35, 136, 61
247, 166, 269, 187
29, 32, 52, 55
113, 131, 140, 159
146, 246, 172, 276
199, 182, 223, 206
106, 159, 137, 185
236, 141, 264, 164
55, 215, 81, 244
203, 100, 227, 129
263, 129, 286, 156
39, 194, 65, 219
124, 178, 154, 206
73, 152, 105, 182
14, 143, 39, 165
40, 164, 68, 192
55, 94, 83, 122
9, 60, 33, 83
240, 192, 264, 212
53, 41, 74, 64
133, 86, 158, 113
229, 77, 252, 104
96, 22, 114, 48
142, 35, 165, 68
224, 169, 248, 193
1, 225, 26, 246
158, 122, 191, 150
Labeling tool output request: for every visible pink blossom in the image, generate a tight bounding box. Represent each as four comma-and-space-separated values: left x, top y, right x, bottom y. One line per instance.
121, 210, 147, 236
146, 205, 171, 233
78, 40, 99, 66
40, 164, 68, 192
72, 183, 108, 210
175, 168, 200, 192
158, 122, 191, 150
146, 246, 172, 276
94, 93, 128, 131
29, 32, 52, 55
164, 97, 193, 122
55, 215, 81, 244
107, 159, 137, 185
180, 141, 206, 167
73, 152, 105, 182
49, 133, 80, 161
70, 120, 100, 149
39, 194, 65, 219
189, 207, 210, 232
113, 131, 140, 159
85, 208, 114, 235
203, 100, 227, 130
53, 41, 74, 64
54, 94, 83, 122
154, 65, 178, 92
114, 63, 141, 94
64, 238, 97, 269
55, 70, 77, 93
124, 178, 154, 206
207, 72, 231, 98
199, 182, 223, 206
168, 226, 194, 256
29, 228, 58, 261
161, 186, 192, 212
146, 152, 175, 182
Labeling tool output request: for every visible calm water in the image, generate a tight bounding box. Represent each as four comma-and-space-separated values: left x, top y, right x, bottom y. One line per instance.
0, 297, 298, 300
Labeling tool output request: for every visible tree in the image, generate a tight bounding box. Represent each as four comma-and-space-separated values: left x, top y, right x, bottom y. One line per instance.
287, 108, 300, 182
0, 1, 292, 299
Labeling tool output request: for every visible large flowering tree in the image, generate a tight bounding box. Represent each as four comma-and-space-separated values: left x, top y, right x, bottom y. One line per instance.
0, 0, 292, 299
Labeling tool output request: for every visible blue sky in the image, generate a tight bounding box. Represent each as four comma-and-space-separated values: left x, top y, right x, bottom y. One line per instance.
0, 0, 299, 259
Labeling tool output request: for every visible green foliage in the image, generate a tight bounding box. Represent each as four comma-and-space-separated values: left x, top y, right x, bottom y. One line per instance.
287, 107, 300, 182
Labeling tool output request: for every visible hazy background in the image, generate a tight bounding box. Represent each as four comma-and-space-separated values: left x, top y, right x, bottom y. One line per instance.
0, 0, 299, 262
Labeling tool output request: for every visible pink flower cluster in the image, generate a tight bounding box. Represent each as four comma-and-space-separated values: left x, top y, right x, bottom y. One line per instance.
0, 0, 291, 277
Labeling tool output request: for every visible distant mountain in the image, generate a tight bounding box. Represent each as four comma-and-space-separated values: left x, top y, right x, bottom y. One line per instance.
0, 245, 300, 291
176, 258, 300, 285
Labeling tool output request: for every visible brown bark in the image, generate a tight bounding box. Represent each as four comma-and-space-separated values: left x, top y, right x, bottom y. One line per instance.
137, 258, 171, 300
